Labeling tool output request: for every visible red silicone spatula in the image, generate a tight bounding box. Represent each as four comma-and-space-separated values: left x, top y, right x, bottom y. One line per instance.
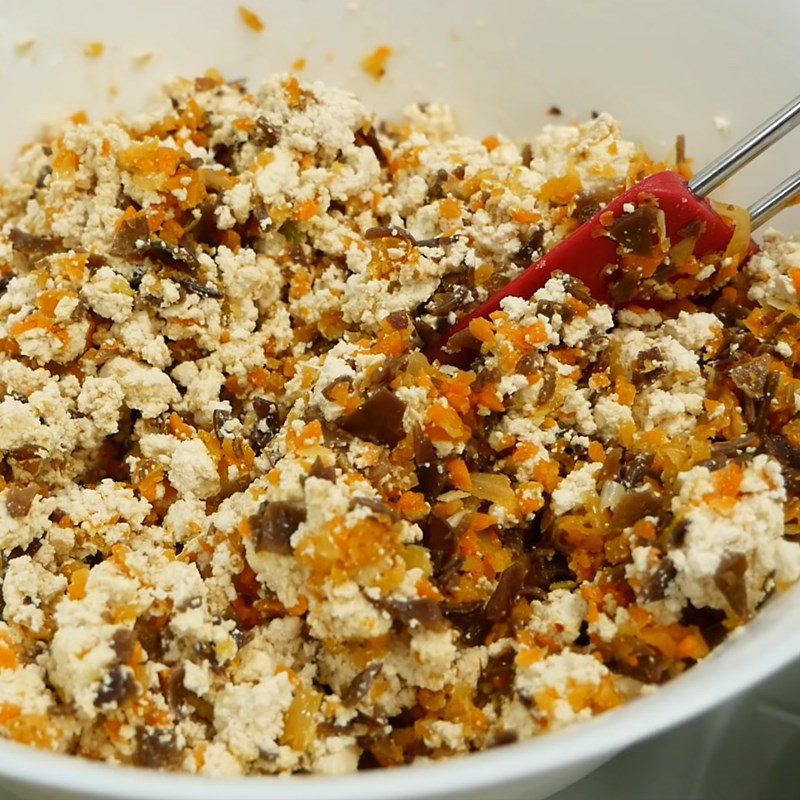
428, 94, 800, 366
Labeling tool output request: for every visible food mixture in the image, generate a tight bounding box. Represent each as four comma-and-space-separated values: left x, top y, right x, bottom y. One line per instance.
0, 71, 799, 776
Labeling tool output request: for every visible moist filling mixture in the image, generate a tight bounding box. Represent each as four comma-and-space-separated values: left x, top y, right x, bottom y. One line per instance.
0, 72, 799, 775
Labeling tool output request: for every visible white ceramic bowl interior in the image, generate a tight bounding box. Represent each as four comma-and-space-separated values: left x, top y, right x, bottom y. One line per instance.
0, 1, 799, 798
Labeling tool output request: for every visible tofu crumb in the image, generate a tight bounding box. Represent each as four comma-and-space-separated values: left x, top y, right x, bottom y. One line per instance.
713, 115, 732, 135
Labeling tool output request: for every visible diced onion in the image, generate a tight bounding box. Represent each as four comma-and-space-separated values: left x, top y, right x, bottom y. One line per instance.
406, 351, 431, 376
713, 201, 752, 268
469, 472, 517, 510
437, 490, 471, 502
667, 235, 697, 269
654, 208, 669, 254
600, 480, 626, 510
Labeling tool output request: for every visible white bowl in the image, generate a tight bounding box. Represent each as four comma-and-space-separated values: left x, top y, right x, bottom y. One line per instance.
1, 1, 799, 798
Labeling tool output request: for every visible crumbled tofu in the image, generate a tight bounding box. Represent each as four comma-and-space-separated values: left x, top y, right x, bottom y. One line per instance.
669, 455, 800, 615
551, 462, 601, 516
169, 439, 221, 499
0, 68, 796, 778
101, 357, 180, 418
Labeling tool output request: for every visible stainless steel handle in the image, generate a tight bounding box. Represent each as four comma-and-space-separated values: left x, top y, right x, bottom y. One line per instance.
748, 168, 800, 230
688, 94, 800, 198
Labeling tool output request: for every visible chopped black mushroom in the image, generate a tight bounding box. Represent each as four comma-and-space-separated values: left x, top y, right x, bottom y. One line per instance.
250, 397, 280, 451
491, 729, 519, 747
35, 164, 52, 190
535, 365, 557, 404
522, 550, 576, 594
675, 134, 687, 165
109, 215, 150, 256
714, 552, 750, 619
442, 601, 491, 646
427, 168, 450, 200
212, 409, 232, 439
4, 483, 39, 518
415, 234, 459, 248
309, 457, 337, 482
475, 651, 516, 703
426, 285, 470, 318
376, 598, 446, 631
604, 637, 671, 684
111, 214, 199, 270
421, 514, 459, 578
710, 432, 761, 457
368, 355, 407, 389
365, 225, 417, 245
484, 560, 527, 622
728, 353, 772, 399
606, 203, 661, 257
252, 397, 280, 430
9, 228, 60, 255
414, 428, 445, 500
249, 500, 307, 554
364, 224, 457, 251
349, 495, 399, 520
255, 117, 280, 147
387, 311, 409, 330
512, 228, 545, 268
754, 370, 780, 434
677, 217, 704, 240
354, 125, 388, 167
133, 613, 165, 661
95, 666, 138, 708
95, 629, 139, 708
571, 194, 605, 224
639, 558, 677, 602
177, 277, 222, 298
133, 241, 200, 271
631, 346, 665, 387
680, 603, 727, 648
619, 453, 655, 488
342, 662, 383, 706
764, 433, 800, 470
610, 486, 665, 531
133, 727, 181, 770
111, 628, 137, 663
339, 387, 407, 447
607, 271, 640, 304
441, 328, 482, 361
163, 665, 187, 711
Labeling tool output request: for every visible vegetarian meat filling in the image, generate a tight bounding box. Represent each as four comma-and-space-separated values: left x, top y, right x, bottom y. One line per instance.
0, 72, 799, 775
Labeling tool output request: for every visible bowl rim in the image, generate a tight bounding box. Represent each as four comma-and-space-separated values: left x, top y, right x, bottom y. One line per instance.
1, 593, 798, 800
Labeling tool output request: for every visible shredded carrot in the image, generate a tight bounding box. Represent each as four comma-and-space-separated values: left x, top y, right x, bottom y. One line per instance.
294, 198, 318, 221
446, 458, 472, 491
238, 5, 264, 32
83, 42, 104, 59
361, 45, 393, 81
67, 567, 90, 601
468, 317, 495, 344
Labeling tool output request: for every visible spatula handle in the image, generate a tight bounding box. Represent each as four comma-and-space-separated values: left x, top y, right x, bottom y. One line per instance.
748, 168, 800, 229
689, 94, 800, 197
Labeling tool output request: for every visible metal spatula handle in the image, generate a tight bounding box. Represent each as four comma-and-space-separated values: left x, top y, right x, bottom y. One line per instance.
689, 94, 800, 199
747, 168, 800, 229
